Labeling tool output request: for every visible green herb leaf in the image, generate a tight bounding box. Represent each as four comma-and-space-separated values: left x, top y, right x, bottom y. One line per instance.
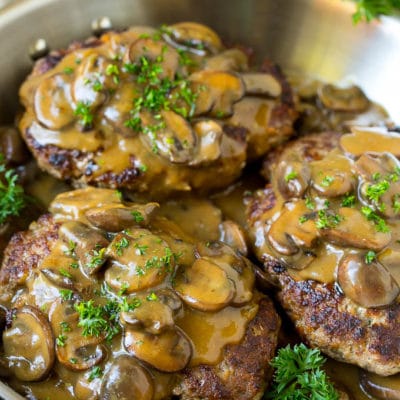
266, 343, 339, 400
351, 0, 400, 23
365, 250, 377, 264
0, 155, 27, 225
88, 366, 103, 382
361, 206, 389, 233
285, 171, 298, 182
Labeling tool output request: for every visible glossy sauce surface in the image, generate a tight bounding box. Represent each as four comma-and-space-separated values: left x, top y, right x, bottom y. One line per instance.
0, 187, 259, 400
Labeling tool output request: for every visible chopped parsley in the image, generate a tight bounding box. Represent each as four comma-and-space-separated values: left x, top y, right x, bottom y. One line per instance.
365, 250, 377, 264
0, 156, 27, 225
361, 206, 389, 233
315, 209, 342, 229
56, 334, 67, 347
393, 194, 400, 213
305, 197, 315, 210
131, 210, 144, 223
321, 175, 334, 187
114, 236, 130, 256
85, 246, 106, 269
299, 215, 309, 224
341, 194, 356, 207
59, 269, 72, 278
134, 242, 148, 255
63, 67, 74, 75
60, 321, 71, 333
105, 63, 120, 84
285, 171, 298, 182
266, 343, 339, 399
365, 179, 390, 203
88, 366, 103, 382
64, 240, 76, 257
59, 289, 74, 301
146, 292, 158, 301
74, 101, 94, 128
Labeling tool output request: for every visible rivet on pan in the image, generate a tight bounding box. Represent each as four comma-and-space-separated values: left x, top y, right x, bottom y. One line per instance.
29, 38, 49, 61
91, 16, 113, 36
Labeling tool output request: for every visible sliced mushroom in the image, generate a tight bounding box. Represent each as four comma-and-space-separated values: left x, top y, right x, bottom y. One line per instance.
267, 200, 318, 257
196, 241, 253, 305
120, 298, 174, 334
174, 257, 235, 311
3, 306, 55, 381
360, 370, 400, 399
59, 221, 109, 275
275, 159, 310, 199
140, 110, 197, 164
48, 299, 105, 371
337, 254, 399, 308
355, 152, 400, 180
156, 288, 183, 315
310, 152, 354, 197
242, 73, 282, 97
124, 326, 192, 372
72, 53, 115, 107
128, 37, 180, 80
204, 48, 248, 71
163, 22, 223, 55
41, 268, 74, 289
100, 355, 154, 400
85, 202, 159, 232
50, 187, 122, 221
34, 73, 74, 130
340, 127, 400, 157
319, 207, 391, 251
189, 70, 245, 117
317, 84, 369, 112
105, 231, 173, 293
219, 220, 248, 256
190, 120, 223, 165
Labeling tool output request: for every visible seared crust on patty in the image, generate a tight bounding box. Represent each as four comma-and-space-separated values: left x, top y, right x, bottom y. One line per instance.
175, 296, 280, 400
0, 213, 281, 397
0, 214, 60, 287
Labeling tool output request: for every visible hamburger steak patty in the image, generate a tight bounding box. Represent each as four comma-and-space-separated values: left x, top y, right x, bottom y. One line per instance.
18, 23, 297, 197
0, 206, 280, 399
246, 130, 400, 376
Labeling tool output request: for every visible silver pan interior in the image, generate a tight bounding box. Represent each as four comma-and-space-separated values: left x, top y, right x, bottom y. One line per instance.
0, 0, 400, 398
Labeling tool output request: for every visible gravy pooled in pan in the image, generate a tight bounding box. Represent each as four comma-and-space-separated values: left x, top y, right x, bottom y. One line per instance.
18, 22, 297, 197
0, 187, 280, 400
246, 127, 400, 377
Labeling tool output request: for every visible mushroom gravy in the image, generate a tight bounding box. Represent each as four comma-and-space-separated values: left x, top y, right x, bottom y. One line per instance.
0, 186, 261, 399
251, 127, 400, 308
18, 22, 296, 197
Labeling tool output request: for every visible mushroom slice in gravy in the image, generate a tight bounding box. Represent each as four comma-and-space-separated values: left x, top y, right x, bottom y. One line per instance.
100, 355, 154, 400
174, 257, 235, 311
124, 326, 192, 372
3, 306, 55, 381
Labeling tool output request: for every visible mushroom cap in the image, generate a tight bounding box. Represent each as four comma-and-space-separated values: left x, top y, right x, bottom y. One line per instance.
174, 257, 236, 311
3, 306, 55, 381
100, 355, 154, 400
124, 326, 192, 373
337, 254, 400, 308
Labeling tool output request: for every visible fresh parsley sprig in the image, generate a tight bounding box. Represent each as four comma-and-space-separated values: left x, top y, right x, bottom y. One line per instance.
0, 155, 27, 225
266, 343, 339, 400
351, 0, 400, 23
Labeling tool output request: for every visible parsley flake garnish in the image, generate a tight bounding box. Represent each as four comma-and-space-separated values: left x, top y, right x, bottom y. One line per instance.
365, 250, 377, 264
